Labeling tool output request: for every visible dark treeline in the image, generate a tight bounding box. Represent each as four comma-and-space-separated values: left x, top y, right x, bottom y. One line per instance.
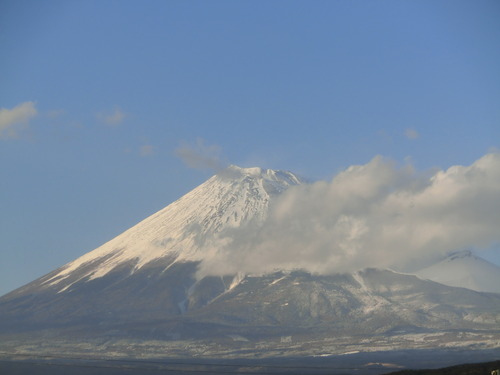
389, 361, 500, 375
0, 359, 499, 375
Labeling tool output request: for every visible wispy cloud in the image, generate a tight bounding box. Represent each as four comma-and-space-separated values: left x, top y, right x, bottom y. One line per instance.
198, 153, 500, 277
47, 109, 65, 119
97, 107, 126, 126
405, 128, 419, 140
140, 144, 155, 157
0, 101, 38, 139
175, 138, 227, 172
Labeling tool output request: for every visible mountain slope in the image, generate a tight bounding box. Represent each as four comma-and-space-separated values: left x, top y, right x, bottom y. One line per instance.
187, 269, 500, 332
0, 166, 304, 327
1, 266, 499, 360
22, 166, 303, 295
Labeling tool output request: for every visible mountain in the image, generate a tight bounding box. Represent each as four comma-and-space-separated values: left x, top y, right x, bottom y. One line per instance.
415, 250, 500, 294
0, 165, 303, 324
42, 165, 304, 291
0, 166, 499, 364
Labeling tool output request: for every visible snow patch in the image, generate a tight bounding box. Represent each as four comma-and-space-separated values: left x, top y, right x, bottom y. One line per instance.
227, 334, 249, 342
229, 272, 245, 291
269, 275, 287, 286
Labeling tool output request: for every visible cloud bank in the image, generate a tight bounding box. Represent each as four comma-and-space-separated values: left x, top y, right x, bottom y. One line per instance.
198, 153, 500, 276
0, 101, 38, 139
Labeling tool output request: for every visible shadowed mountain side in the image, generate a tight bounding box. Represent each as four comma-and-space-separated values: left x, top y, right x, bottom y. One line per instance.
1, 267, 499, 341
186, 269, 500, 332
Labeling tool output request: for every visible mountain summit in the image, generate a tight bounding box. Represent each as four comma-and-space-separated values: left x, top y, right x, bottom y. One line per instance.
42, 165, 303, 292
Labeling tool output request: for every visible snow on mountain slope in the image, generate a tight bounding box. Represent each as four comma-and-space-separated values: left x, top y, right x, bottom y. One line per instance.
415, 250, 500, 293
44, 165, 303, 289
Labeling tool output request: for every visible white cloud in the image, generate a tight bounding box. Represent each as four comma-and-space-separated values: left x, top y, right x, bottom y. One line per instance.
0, 101, 38, 139
405, 128, 419, 140
175, 138, 226, 172
197, 153, 500, 277
97, 107, 126, 125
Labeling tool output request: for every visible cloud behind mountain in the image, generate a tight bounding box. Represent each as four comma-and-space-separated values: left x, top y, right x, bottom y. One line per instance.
198, 153, 500, 276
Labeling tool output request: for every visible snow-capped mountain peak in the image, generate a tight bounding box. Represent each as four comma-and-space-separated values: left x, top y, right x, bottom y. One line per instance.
44, 166, 303, 289
415, 250, 500, 293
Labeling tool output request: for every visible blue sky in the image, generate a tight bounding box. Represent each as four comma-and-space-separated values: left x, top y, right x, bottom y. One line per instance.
1, 0, 499, 296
